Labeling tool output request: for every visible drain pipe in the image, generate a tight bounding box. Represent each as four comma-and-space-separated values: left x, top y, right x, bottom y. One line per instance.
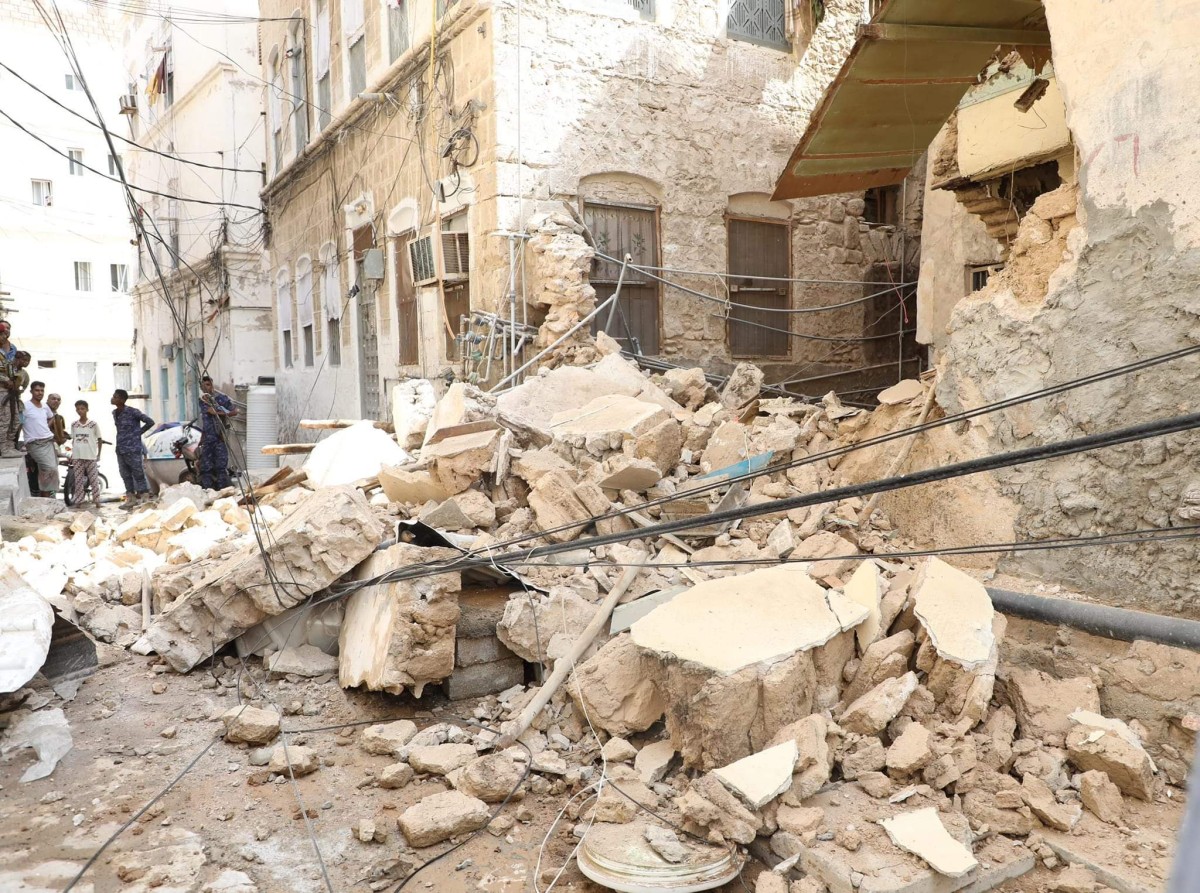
987, 587, 1200, 652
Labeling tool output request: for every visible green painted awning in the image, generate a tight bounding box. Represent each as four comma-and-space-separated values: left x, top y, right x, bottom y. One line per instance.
772, 0, 1051, 200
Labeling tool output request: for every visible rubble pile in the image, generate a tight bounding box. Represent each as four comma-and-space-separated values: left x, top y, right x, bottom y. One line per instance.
0, 346, 1186, 893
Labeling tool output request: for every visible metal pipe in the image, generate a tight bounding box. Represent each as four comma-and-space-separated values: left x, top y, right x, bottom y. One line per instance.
603, 253, 631, 335
488, 271, 626, 393
988, 588, 1200, 652
778, 358, 922, 387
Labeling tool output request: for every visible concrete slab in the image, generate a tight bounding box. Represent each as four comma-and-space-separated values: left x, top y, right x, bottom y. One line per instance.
631, 565, 868, 674
0, 456, 32, 516
548, 394, 669, 443
610, 587, 686, 635
912, 558, 995, 670
713, 740, 798, 808
844, 560, 883, 651
881, 808, 978, 878
877, 380, 924, 405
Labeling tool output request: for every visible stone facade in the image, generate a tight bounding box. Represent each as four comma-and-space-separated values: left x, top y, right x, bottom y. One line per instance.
259, 0, 925, 440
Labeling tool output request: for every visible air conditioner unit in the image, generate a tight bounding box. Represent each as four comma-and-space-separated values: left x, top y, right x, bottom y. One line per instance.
441, 232, 470, 280
407, 235, 437, 286
119, 93, 138, 115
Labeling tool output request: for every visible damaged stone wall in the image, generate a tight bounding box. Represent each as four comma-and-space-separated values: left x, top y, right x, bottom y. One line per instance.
911, 0, 1200, 611
491, 0, 923, 376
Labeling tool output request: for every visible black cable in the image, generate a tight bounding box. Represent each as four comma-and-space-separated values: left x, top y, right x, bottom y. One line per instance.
0, 107, 263, 214
0, 61, 264, 174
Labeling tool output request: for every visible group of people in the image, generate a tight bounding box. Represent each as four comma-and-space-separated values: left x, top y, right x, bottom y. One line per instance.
0, 318, 239, 507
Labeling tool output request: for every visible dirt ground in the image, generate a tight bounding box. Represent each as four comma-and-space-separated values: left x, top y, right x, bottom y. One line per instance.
1, 643, 1185, 893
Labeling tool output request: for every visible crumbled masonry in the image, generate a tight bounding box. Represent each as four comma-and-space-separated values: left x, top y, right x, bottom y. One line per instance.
0, 349, 1188, 893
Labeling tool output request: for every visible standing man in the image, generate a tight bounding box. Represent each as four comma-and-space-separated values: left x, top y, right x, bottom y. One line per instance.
111, 388, 154, 504
198, 374, 237, 490
0, 349, 29, 457
0, 320, 15, 365
22, 381, 59, 497
47, 393, 68, 449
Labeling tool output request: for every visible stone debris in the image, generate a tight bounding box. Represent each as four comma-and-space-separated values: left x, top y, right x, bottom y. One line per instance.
1066, 711, 1157, 800
911, 557, 995, 669
1078, 769, 1124, 824
880, 807, 979, 878
221, 705, 281, 745
397, 791, 490, 847
712, 740, 798, 809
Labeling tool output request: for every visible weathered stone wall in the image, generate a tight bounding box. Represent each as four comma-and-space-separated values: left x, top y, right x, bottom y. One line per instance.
491, 0, 924, 377
927, 0, 1200, 613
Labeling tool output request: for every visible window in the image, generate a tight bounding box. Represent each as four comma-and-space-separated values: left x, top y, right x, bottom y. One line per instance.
37, 359, 57, 369
727, 218, 791, 358
74, 261, 92, 291
277, 269, 293, 368
65, 73, 82, 91
289, 24, 309, 150
68, 148, 84, 176
160, 367, 169, 419
111, 263, 128, 292
387, 0, 409, 62
727, 0, 790, 50
441, 213, 470, 279
314, 0, 332, 130
863, 185, 900, 226
321, 244, 342, 366
77, 361, 97, 392
143, 368, 152, 398
268, 52, 283, 168
113, 362, 132, 390
583, 202, 661, 355
108, 154, 122, 177
393, 229, 418, 365
625, 0, 654, 18
344, 0, 366, 97
968, 263, 1003, 293
31, 179, 52, 206
296, 257, 315, 367
437, 0, 459, 14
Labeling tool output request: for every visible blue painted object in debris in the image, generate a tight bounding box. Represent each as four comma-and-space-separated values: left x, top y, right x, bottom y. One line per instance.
696, 451, 774, 483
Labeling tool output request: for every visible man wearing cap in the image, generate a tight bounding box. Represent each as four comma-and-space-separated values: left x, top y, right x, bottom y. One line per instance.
0, 349, 30, 457
198, 374, 237, 490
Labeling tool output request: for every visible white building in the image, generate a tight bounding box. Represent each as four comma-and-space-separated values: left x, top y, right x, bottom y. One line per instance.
0, 1, 135, 489
120, 0, 273, 430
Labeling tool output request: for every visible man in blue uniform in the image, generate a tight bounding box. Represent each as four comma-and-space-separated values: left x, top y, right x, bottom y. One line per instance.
198, 375, 237, 490
111, 388, 154, 504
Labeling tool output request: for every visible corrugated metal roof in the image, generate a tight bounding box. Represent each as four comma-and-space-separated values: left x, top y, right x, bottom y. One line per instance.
772, 0, 1051, 200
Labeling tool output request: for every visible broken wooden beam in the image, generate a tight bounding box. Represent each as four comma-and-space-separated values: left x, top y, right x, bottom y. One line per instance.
261, 443, 316, 455
299, 419, 395, 433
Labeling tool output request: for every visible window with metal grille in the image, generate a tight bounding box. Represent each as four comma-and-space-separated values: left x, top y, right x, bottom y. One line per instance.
348, 35, 366, 96
31, 179, 52, 206
327, 318, 341, 366
441, 232, 470, 279
625, 0, 654, 18
408, 235, 437, 284
290, 25, 309, 150
388, 1, 410, 61
77, 361, 97, 392
113, 362, 132, 391
727, 0, 790, 50
315, 0, 332, 129
863, 185, 900, 226
110, 263, 128, 292
74, 261, 92, 291
68, 148, 84, 176
727, 218, 791, 358
968, 263, 1003, 293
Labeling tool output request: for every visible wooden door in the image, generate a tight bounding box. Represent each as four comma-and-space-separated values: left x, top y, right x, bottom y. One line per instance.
394, 230, 419, 366
727, 218, 790, 358
583, 202, 660, 356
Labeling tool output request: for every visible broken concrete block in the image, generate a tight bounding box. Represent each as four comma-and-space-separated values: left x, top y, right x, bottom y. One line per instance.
911, 557, 995, 670
220, 706, 281, 745
339, 543, 460, 698
392, 378, 436, 449
360, 721, 418, 756
265, 645, 338, 678
840, 736, 885, 780
839, 671, 919, 735
268, 744, 319, 777
115, 509, 160, 543
456, 753, 523, 803
633, 417, 684, 476
1079, 769, 1124, 824
408, 743, 478, 776
768, 714, 833, 805
776, 804, 824, 839
1066, 712, 1156, 800
700, 420, 749, 474
137, 487, 383, 672
713, 740, 798, 809
632, 566, 865, 769
548, 394, 670, 456
397, 791, 490, 847
678, 772, 763, 845
842, 629, 915, 706
498, 586, 595, 665
378, 762, 415, 789
418, 490, 496, 530
886, 722, 933, 776
424, 428, 502, 495
378, 465, 452, 505
877, 379, 924, 405
1008, 668, 1101, 740
596, 456, 661, 492
659, 367, 711, 410
843, 560, 883, 652
444, 657, 524, 700
764, 520, 796, 559
601, 737, 639, 763
720, 362, 763, 409
568, 633, 666, 737
635, 740, 675, 785
421, 382, 469, 448
527, 470, 594, 543
880, 807, 978, 878
351, 818, 388, 844
511, 449, 576, 486
1051, 865, 1099, 893
643, 824, 690, 865
792, 531, 855, 579
1021, 774, 1081, 831
755, 872, 788, 893
158, 498, 197, 532
962, 789, 1036, 836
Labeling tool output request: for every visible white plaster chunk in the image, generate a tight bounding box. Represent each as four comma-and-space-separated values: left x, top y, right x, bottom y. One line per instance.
630, 565, 868, 675
303, 420, 410, 488
713, 740, 798, 809
911, 558, 995, 670
842, 560, 883, 652
880, 807, 978, 878
877, 379, 924, 405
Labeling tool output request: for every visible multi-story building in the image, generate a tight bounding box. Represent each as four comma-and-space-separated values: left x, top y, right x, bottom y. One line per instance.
0, 1, 135, 493
121, 0, 273, 429
258, 0, 924, 439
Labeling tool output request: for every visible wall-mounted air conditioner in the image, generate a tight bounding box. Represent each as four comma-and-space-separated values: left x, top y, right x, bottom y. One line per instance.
407, 235, 438, 286
119, 94, 138, 115
441, 232, 470, 281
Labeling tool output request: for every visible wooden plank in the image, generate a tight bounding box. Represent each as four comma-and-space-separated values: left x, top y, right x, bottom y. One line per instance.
261, 443, 316, 455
